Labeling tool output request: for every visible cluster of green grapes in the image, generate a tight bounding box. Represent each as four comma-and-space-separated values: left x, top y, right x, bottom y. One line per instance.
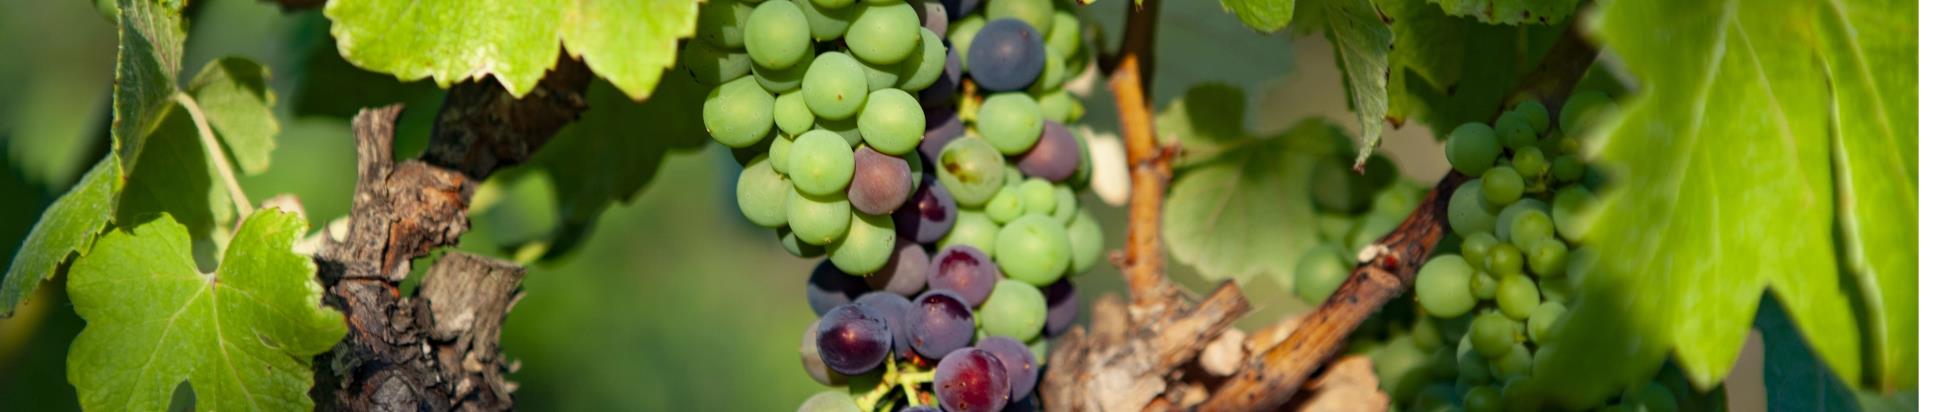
683, 0, 1098, 410
1297, 150, 1425, 306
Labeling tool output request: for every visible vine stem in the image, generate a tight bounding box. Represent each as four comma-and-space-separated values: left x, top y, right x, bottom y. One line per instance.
172, 92, 255, 218
1106, 0, 1180, 312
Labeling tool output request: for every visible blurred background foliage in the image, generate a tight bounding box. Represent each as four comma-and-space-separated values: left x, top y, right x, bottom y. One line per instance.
0, 0, 1450, 409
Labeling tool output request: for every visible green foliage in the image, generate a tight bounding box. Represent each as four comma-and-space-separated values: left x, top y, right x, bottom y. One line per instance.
1758, 298, 1912, 412
1379, 0, 1568, 136
184, 58, 279, 175
66, 210, 345, 411
323, 0, 700, 100
1220, 0, 1296, 32
111, 0, 187, 169
1530, 0, 1918, 406
1294, 0, 1391, 166
529, 76, 709, 257
1424, 0, 1579, 25
0, 157, 120, 316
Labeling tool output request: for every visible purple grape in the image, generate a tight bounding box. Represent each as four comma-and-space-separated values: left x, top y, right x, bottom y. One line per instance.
903, 406, 943, 412
908, 290, 976, 359
867, 240, 930, 296
1016, 121, 1078, 182
855, 292, 916, 360
911, 0, 949, 35
799, 319, 845, 386
1042, 279, 1078, 338
893, 176, 958, 244
927, 245, 996, 306
917, 49, 963, 107
976, 336, 1038, 401
934, 348, 1012, 412
921, 108, 965, 161
939, 0, 979, 19
816, 304, 893, 375
808, 260, 869, 316
851, 146, 914, 215
967, 19, 1045, 92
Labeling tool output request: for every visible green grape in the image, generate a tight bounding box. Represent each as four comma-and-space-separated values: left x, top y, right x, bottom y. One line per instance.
746, 1, 811, 69
1496, 273, 1539, 320
681, 40, 752, 86
1488, 344, 1532, 380
904, 151, 924, 191
753, 51, 812, 92
777, 227, 826, 257
1448, 180, 1500, 238
1515, 100, 1550, 133
1440, 311, 1476, 339
1560, 90, 1615, 138
1508, 209, 1554, 251
1415, 255, 1477, 318
798, 390, 862, 412
1318, 213, 1355, 243
1494, 111, 1538, 149
1294, 243, 1352, 305
697, 0, 752, 48
787, 188, 851, 245
811, 0, 855, 7
1460, 232, 1499, 269
1512, 147, 1549, 180
703, 77, 777, 148
1029, 48, 1066, 94
845, 3, 919, 65
788, 130, 855, 196
1552, 185, 1595, 242
1469, 311, 1518, 359
1347, 212, 1403, 253
1540, 275, 1575, 305
1487, 243, 1523, 277
1425, 347, 1458, 379
1621, 382, 1678, 412
793, 0, 855, 41
1481, 166, 1524, 207
897, 29, 947, 90
985, 186, 1024, 224
1446, 122, 1502, 176
731, 133, 777, 165
978, 279, 1049, 341
1052, 184, 1077, 224
1528, 238, 1568, 277
1066, 210, 1104, 274
977, 93, 1045, 155
1044, 10, 1081, 58
818, 116, 864, 146
936, 137, 1006, 207
1037, 90, 1077, 123
1003, 164, 1023, 187
857, 89, 923, 154
995, 215, 1072, 286
1457, 335, 1491, 384
736, 155, 792, 227
949, 16, 986, 71
802, 52, 869, 120
1313, 157, 1377, 213
1469, 269, 1498, 300
1551, 155, 1585, 183
1412, 316, 1446, 352
830, 212, 896, 273
1464, 385, 1504, 412
1372, 178, 1423, 217
986, 0, 1054, 33
1019, 178, 1055, 215
940, 210, 1000, 254
1527, 301, 1565, 344
859, 58, 900, 91
1493, 199, 1550, 245
774, 91, 816, 136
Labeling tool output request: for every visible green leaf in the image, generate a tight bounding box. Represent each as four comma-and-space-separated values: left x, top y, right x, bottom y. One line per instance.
185, 58, 279, 175
1154, 83, 1254, 165
1531, 0, 1916, 406
1299, 0, 1392, 166
1220, 0, 1297, 32
323, 0, 700, 100
117, 106, 236, 254
1379, 0, 1568, 136
1423, 0, 1578, 25
0, 156, 122, 317
1163, 113, 1343, 284
530, 76, 708, 257
111, 0, 188, 169
1817, 0, 1917, 391
66, 210, 346, 411
1759, 297, 1866, 411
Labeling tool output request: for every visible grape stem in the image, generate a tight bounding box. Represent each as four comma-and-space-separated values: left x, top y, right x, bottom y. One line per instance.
172, 92, 255, 218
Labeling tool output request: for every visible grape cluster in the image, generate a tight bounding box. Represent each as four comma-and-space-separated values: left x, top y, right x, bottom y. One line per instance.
1298, 149, 1422, 306
684, 0, 1096, 410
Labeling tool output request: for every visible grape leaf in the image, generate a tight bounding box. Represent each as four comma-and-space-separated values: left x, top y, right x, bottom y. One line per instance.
0, 156, 121, 317
1758, 297, 1866, 411
185, 57, 279, 175
1423, 0, 1578, 25
323, 0, 699, 100
1162, 86, 1348, 284
1531, 0, 1916, 406
1220, 0, 1297, 32
529, 76, 708, 258
1379, 0, 1567, 136
117, 105, 236, 257
1295, 0, 1391, 166
112, 0, 188, 169
66, 210, 346, 411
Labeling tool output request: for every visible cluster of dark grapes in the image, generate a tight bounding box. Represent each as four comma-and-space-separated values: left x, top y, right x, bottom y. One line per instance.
683, 0, 1097, 410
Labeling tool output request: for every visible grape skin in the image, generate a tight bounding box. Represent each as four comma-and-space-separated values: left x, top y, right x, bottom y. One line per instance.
966, 18, 1046, 92
921, 108, 965, 161
866, 240, 929, 296
789, 130, 856, 196
1445, 122, 1502, 176
892, 176, 958, 244
1447, 181, 1500, 238
934, 348, 1012, 412
927, 245, 998, 306
858, 89, 926, 155
797, 390, 862, 412
1495, 273, 1539, 320
976, 93, 1045, 155
815, 303, 892, 375
1415, 255, 1477, 318
899, 29, 949, 91
1065, 209, 1104, 274
854, 292, 915, 359
788, 188, 852, 245
829, 212, 896, 274
976, 336, 1039, 401
1041, 279, 1078, 337
704, 77, 778, 148
793, 0, 856, 41
681, 40, 751, 86
1294, 243, 1352, 305
802, 52, 871, 120
848, 146, 913, 215
1481, 166, 1524, 207
1015, 121, 1079, 181
936, 137, 1007, 207
799, 319, 846, 386
909, 291, 977, 358
806, 260, 867, 315
746, 1, 813, 69
994, 215, 1071, 286
736, 155, 792, 227
939, 210, 999, 254
978, 279, 1048, 341
846, 3, 921, 65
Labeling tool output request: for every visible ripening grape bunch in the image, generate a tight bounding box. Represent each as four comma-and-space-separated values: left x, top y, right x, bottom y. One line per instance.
683, 0, 1098, 409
